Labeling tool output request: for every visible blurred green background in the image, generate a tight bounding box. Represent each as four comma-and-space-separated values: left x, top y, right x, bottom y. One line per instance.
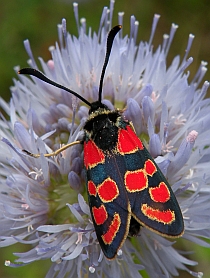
0, 0, 210, 277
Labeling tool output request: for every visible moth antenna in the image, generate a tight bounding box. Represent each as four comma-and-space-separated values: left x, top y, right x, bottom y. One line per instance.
18, 68, 91, 107
98, 25, 122, 103
18, 25, 122, 106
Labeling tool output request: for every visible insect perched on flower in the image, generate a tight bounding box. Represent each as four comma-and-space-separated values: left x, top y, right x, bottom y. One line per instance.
1, 1, 210, 277
19, 24, 184, 259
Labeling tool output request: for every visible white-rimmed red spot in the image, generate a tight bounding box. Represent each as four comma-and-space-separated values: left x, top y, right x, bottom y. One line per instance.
84, 140, 105, 169
149, 182, 170, 203
92, 205, 108, 225
125, 170, 147, 192
98, 178, 119, 202
141, 203, 175, 224
102, 213, 121, 244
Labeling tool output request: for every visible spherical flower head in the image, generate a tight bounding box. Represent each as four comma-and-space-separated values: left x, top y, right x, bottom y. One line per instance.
1, 1, 210, 278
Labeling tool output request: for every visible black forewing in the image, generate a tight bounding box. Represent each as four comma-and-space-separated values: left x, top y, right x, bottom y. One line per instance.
124, 145, 184, 237
86, 152, 131, 259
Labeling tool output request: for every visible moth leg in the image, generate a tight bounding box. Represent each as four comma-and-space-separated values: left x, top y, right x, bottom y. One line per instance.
22, 140, 81, 158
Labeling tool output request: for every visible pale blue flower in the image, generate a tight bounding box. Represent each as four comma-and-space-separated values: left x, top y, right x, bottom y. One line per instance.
1, 1, 210, 277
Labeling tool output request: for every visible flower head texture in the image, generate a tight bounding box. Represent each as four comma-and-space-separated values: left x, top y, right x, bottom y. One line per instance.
1, 1, 210, 278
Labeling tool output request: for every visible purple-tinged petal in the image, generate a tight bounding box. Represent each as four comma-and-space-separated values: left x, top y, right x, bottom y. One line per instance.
142, 96, 155, 125
66, 203, 84, 223
135, 84, 153, 103
68, 171, 81, 191
70, 156, 83, 174
168, 130, 198, 176
78, 194, 90, 216
149, 133, 161, 158
123, 98, 142, 134
14, 122, 32, 150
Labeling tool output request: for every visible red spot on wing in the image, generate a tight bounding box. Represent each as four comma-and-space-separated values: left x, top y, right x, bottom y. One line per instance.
84, 140, 105, 169
141, 204, 175, 224
124, 160, 157, 193
92, 205, 108, 225
102, 213, 121, 244
149, 182, 170, 203
98, 178, 119, 202
144, 159, 157, 176
88, 181, 97, 196
125, 170, 148, 192
117, 125, 144, 154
